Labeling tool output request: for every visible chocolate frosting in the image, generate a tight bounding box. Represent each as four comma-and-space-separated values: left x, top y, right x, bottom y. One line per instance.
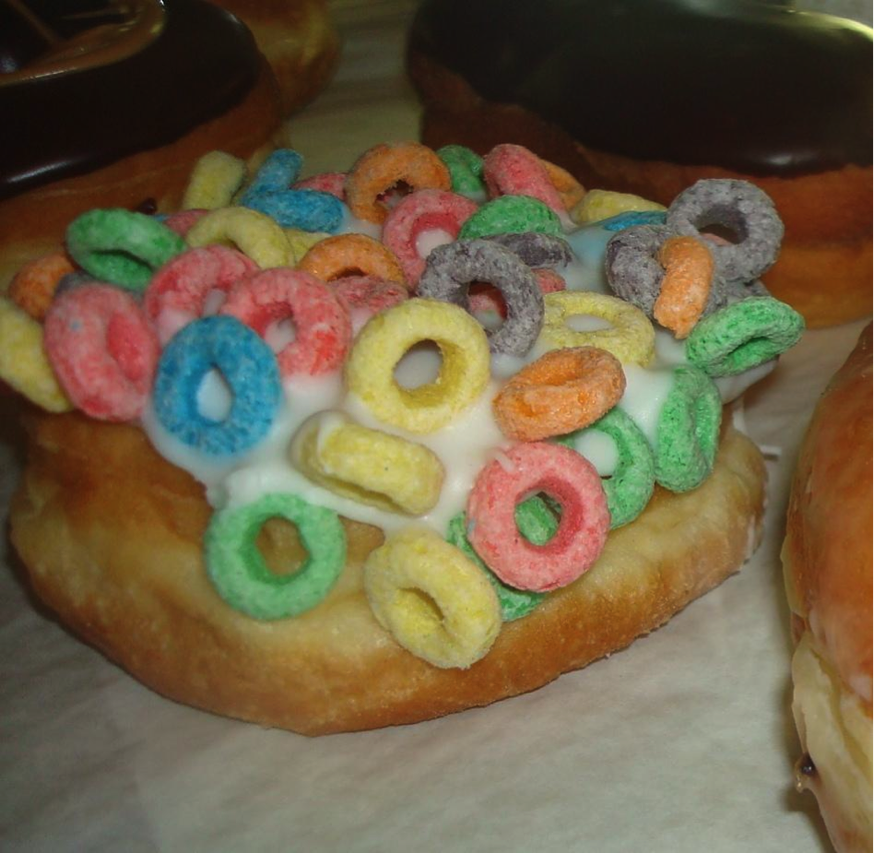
409, 0, 872, 175
0, 0, 262, 200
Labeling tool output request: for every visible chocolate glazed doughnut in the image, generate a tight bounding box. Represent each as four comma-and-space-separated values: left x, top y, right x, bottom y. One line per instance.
407, 0, 873, 327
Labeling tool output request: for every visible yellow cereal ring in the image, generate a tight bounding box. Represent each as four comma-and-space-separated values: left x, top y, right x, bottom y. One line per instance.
284, 229, 330, 265
344, 298, 490, 434
364, 526, 502, 669
0, 297, 72, 412
297, 233, 407, 288
185, 207, 292, 268
570, 189, 666, 225
540, 291, 655, 366
182, 151, 248, 210
290, 411, 445, 515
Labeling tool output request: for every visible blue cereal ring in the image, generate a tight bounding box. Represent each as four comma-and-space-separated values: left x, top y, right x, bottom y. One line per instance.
205, 492, 347, 620
243, 149, 304, 196
599, 210, 667, 232
153, 314, 282, 456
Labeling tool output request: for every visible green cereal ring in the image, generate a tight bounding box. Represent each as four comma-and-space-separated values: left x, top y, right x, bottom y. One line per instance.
205, 493, 346, 620
685, 296, 805, 378
654, 365, 722, 493
66, 209, 186, 292
458, 195, 563, 240
446, 497, 555, 621
437, 144, 486, 196
556, 407, 655, 529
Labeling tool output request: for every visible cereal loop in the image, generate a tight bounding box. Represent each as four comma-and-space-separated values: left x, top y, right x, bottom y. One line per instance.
8, 252, 75, 321
293, 172, 347, 199
467, 442, 610, 592
344, 298, 490, 434
364, 526, 502, 669
483, 144, 568, 216
291, 411, 445, 515
204, 492, 346, 620
493, 346, 626, 442
284, 229, 330, 265
541, 160, 586, 211
182, 151, 247, 210
540, 291, 655, 366
654, 235, 714, 339
345, 142, 451, 225
331, 275, 408, 333
186, 207, 292, 269
458, 195, 563, 241
297, 233, 406, 288
570, 189, 665, 225
436, 144, 485, 197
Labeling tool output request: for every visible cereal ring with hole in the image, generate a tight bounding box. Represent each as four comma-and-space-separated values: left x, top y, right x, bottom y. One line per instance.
205, 492, 346, 620
293, 172, 347, 199
144, 245, 258, 344
468, 268, 565, 321
382, 189, 478, 286
685, 296, 805, 378
492, 346, 626, 442
152, 314, 282, 457
290, 411, 445, 515
185, 207, 292, 269
66, 209, 186, 292
44, 284, 160, 421
8, 252, 75, 321
331, 275, 408, 333
484, 231, 573, 270
344, 298, 490, 434
0, 297, 72, 412
418, 239, 543, 357
654, 235, 715, 338
540, 291, 655, 366
556, 406, 655, 529
182, 151, 247, 210
446, 497, 555, 621
570, 189, 665, 225
467, 442, 610, 592
436, 144, 485, 197
666, 179, 783, 285
458, 195, 563, 241
654, 365, 723, 493
221, 268, 352, 378
364, 526, 502, 669
345, 142, 451, 225
297, 233, 406, 288
483, 144, 568, 216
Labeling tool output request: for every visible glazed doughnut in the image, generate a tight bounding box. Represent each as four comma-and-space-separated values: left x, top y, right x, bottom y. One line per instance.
4, 141, 804, 735
407, 0, 873, 328
782, 324, 873, 852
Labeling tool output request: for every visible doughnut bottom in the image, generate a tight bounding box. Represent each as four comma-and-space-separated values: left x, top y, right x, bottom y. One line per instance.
11, 411, 765, 736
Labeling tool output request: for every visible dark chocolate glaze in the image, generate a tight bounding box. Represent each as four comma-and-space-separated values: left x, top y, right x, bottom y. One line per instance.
0, 0, 262, 201
409, 0, 872, 175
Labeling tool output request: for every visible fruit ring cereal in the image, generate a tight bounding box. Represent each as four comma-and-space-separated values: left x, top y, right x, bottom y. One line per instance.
8, 251, 75, 321
221, 268, 352, 377
539, 291, 655, 366
458, 195, 563, 241
66, 209, 186, 292
417, 239, 544, 356
205, 492, 347, 620
468, 268, 565, 320
297, 233, 407, 287
570, 189, 665, 225
484, 231, 573, 270
186, 207, 292, 269
436, 144, 486, 197
467, 442, 610, 592
653, 235, 715, 339
291, 411, 445, 515
344, 298, 490, 434
483, 143, 569, 216
181, 150, 247, 211
363, 526, 502, 669
151, 314, 282, 457
331, 276, 408, 332
345, 142, 451, 225
44, 284, 160, 421
284, 229, 331, 265
293, 172, 347, 199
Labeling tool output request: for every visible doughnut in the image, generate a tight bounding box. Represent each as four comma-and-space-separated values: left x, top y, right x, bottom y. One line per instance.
782, 324, 872, 852
408, 0, 872, 327
5, 142, 803, 735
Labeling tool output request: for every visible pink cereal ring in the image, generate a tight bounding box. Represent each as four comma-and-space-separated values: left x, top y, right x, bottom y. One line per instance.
44, 283, 160, 421
144, 245, 258, 344
293, 172, 347, 200
382, 189, 478, 287
221, 267, 352, 377
162, 209, 210, 237
467, 442, 609, 592
331, 275, 409, 333
483, 144, 568, 216
469, 267, 566, 318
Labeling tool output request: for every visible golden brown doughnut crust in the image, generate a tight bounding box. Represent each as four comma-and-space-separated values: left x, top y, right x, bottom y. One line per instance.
10, 411, 765, 736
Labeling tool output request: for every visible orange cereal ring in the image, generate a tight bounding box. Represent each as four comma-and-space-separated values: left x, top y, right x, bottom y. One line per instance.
297, 233, 407, 288
8, 252, 75, 321
493, 346, 626, 442
345, 142, 451, 225
654, 235, 715, 339
541, 160, 586, 211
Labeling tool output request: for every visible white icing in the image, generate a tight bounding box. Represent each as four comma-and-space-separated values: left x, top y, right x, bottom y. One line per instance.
564, 314, 612, 333
415, 227, 454, 259
567, 430, 618, 477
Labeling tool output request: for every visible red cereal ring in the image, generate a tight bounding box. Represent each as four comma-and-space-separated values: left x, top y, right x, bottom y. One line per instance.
162, 209, 210, 237
382, 189, 478, 287
43, 283, 160, 421
492, 346, 626, 442
144, 245, 258, 344
293, 172, 347, 200
469, 267, 566, 319
221, 267, 352, 377
331, 275, 409, 332
467, 442, 609, 592
483, 144, 568, 217
345, 142, 451, 225
8, 251, 75, 321
297, 233, 407, 289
